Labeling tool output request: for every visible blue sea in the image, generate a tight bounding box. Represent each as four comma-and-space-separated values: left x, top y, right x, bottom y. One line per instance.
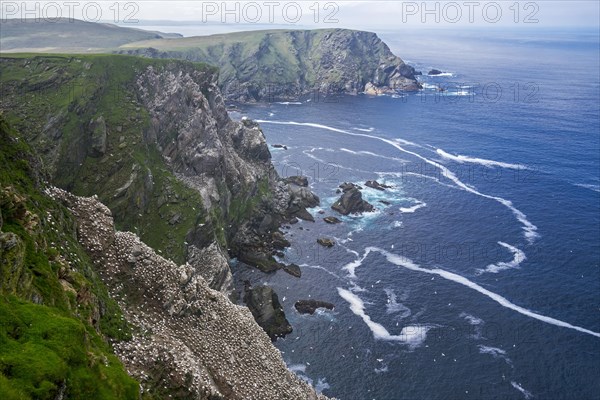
229, 29, 600, 400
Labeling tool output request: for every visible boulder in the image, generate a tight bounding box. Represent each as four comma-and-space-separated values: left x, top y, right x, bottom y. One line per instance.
331, 188, 374, 215
323, 216, 342, 224
317, 238, 335, 247
339, 182, 362, 193
244, 284, 292, 340
294, 299, 335, 315
428, 69, 443, 75
281, 263, 301, 278
365, 180, 392, 191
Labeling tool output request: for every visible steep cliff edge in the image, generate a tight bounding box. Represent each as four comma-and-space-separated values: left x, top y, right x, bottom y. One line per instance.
0, 115, 330, 399
0, 55, 315, 294
48, 186, 329, 400
119, 28, 421, 100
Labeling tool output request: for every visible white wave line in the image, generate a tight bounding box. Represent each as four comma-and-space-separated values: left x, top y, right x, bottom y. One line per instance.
257, 120, 539, 243
354, 247, 600, 338
477, 241, 527, 275
436, 148, 528, 170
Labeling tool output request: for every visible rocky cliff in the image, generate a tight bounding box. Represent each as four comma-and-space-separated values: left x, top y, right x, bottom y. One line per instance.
0, 55, 330, 397
118, 28, 421, 101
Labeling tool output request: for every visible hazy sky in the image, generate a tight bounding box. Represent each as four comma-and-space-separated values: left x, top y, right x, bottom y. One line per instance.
3, 1, 599, 30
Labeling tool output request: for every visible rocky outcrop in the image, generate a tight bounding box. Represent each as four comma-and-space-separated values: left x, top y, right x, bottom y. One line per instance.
119, 28, 421, 101
295, 300, 335, 315
332, 187, 374, 215
48, 187, 329, 400
317, 238, 335, 248
323, 216, 342, 224
186, 242, 233, 295
365, 180, 392, 191
428, 69, 443, 75
89, 115, 107, 157
243, 282, 293, 341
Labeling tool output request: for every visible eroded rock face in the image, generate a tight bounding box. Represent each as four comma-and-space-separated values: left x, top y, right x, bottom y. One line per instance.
48, 187, 330, 400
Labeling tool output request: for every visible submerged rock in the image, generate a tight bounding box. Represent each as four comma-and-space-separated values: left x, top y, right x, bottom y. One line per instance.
294, 300, 335, 315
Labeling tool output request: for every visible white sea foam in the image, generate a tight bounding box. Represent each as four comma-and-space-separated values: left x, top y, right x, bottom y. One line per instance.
436, 148, 528, 170
574, 183, 600, 193
478, 345, 512, 365
477, 242, 527, 275
299, 264, 341, 279
256, 120, 539, 242
478, 345, 506, 357
391, 221, 403, 228
348, 247, 600, 338
460, 312, 483, 326
430, 72, 454, 77
340, 148, 406, 163
277, 101, 303, 105
337, 288, 433, 347
399, 200, 427, 213
511, 381, 534, 399
384, 289, 412, 318
353, 127, 375, 132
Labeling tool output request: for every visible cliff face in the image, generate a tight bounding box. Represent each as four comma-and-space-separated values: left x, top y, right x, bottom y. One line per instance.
0, 55, 312, 293
0, 57, 329, 398
119, 28, 421, 101
48, 187, 328, 400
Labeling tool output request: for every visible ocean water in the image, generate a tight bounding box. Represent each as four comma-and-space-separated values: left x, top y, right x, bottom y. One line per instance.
231, 29, 600, 400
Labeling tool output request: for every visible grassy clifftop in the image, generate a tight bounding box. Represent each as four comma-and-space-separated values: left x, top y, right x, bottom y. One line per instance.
0, 115, 138, 399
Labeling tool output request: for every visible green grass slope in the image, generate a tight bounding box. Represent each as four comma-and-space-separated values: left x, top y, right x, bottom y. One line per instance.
0, 115, 138, 399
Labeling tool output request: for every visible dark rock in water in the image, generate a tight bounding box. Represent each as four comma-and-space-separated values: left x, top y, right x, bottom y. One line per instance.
295, 299, 335, 315
237, 249, 280, 272
428, 69, 443, 75
317, 210, 325, 215
379, 200, 391, 206
323, 216, 342, 224
294, 208, 315, 222
271, 231, 290, 250
339, 182, 362, 193
281, 263, 301, 278
317, 238, 335, 247
365, 180, 392, 191
289, 217, 299, 224
284, 175, 308, 187
332, 188, 374, 215
244, 284, 292, 340
273, 144, 288, 150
